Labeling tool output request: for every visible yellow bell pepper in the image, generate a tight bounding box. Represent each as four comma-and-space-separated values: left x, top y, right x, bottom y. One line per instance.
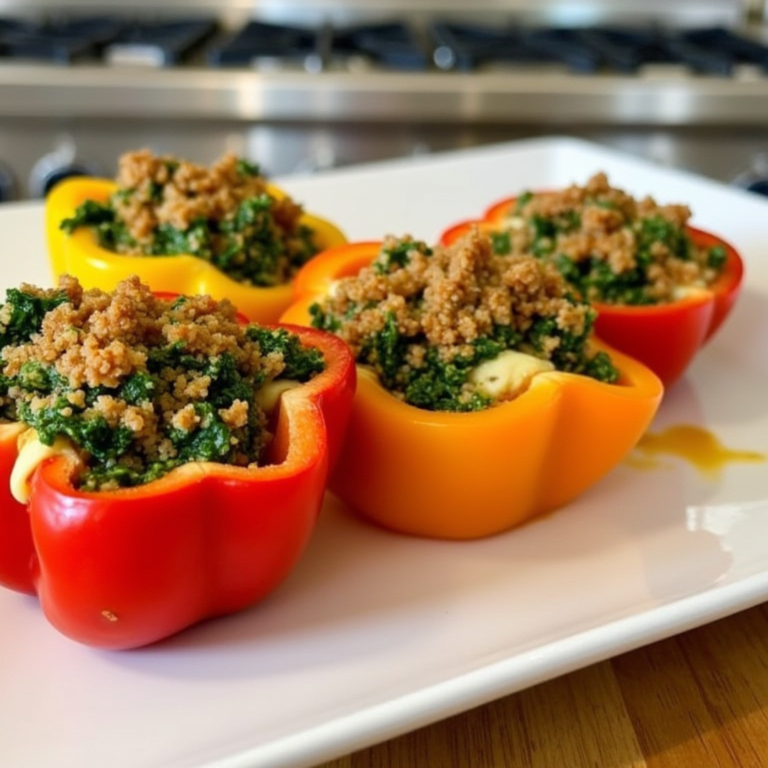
45, 177, 348, 324
282, 242, 664, 540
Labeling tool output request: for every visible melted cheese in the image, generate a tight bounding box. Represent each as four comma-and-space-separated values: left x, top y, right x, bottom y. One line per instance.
10, 429, 79, 504
468, 350, 554, 401
255, 380, 301, 415
672, 283, 710, 301
501, 215, 525, 231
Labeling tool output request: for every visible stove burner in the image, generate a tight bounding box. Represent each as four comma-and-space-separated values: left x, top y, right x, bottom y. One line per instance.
0, 15, 217, 66
207, 21, 320, 70
430, 22, 551, 72
208, 20, 427, 72
329, 22, 428, 71
104, 19, 218, 67
0, 16, 124, 64
2, 14, 767, 77
429, 22, 768, 76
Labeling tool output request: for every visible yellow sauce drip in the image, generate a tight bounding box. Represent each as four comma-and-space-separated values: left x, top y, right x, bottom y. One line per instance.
629, 424, 766, 479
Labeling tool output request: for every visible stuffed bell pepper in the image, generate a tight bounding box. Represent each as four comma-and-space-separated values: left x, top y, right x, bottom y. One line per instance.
0, 275, 355, 649
281, 228, 663, 540
46, 149, 348, 324
440, 172, 744, 386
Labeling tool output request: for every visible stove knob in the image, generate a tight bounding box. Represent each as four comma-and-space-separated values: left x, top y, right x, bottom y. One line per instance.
743, 178, 768, 197
732, 153, 768, 197
0, 161, 18, 203
30, 162, 95, 199
29, 141, 101, 199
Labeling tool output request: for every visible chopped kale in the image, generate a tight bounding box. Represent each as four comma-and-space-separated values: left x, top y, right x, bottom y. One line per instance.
1, 282, 323, 489
151, 219, 212, 258
58, 157, 321, 286
0, 287, 69, 350
489, 230, 512, 255
362, 312, 404, 384
309, 302, 342, 333
514, 191, 534, 211
582, 350, 620, 383
60, 199, 136, 251
119, 371, 156, 405
16, 361, 65, 393
246, 326, 325, 381
528, 309, 617, 381
310, 233, 618, 411
707, 244, 728, 270
169, 402, 233, 464
635, 215, 690, 263
403, 346, 492, 413
147, 181, 164, 203
59, 199, 115, 234
496, 180, 728, 305
18, 397, 134, 465
204, 353, 254, 408
554, 255, 659, 306
236, 158, 260, 177
373, 240, 430, 275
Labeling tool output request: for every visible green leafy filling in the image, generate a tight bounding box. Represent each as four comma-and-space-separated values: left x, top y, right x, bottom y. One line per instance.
491, 200, 728, 305
0, 288, 325, 490
310, 303, 617, 413
59, 162, 318, 286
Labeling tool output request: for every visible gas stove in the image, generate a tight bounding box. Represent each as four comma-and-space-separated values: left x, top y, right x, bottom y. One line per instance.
0, 0, 767, 202
2, 10, 767, 74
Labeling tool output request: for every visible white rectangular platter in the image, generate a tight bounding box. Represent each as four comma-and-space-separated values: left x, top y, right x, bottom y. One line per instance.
1, 136, 768, 768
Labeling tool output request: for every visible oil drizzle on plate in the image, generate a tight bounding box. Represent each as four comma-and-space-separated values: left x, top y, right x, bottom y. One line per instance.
629, 424, 767, 478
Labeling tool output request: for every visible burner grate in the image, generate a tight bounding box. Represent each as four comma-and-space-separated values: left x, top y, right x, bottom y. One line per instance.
0, 16, 124, 64
330, 22, 428, 71
0, 15, 217, 66
103, 19, 219, 67
207, 21, 319, 69
208, 19, 427, 72
429, 21, 768, 75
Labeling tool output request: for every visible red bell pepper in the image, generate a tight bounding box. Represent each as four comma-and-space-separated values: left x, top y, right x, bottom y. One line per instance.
441, 197, 744, 387
0, 324, 355, 650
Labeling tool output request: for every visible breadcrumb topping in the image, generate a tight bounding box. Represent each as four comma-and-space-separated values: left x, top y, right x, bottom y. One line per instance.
113, 150, 303, 247
497, 172, 727, 304
311, 228, 616, 411
0, 275, 324, 490
61, 150, 321, 287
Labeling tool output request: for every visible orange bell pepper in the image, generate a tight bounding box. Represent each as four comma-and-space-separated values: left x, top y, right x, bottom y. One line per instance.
45, 177, 348, 324
282, 242, 663, 540
441, 196, 744, 387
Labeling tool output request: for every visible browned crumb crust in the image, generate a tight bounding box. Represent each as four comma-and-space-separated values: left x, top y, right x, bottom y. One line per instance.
505, 172, 721, 303
113, 149, 304, 251
310, 227, 618, 413
325, 228, 591, 365
1, 275, 289, 483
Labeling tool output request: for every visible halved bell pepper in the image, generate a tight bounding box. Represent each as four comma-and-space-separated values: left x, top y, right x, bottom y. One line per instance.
45, 177, 348, 324
441, 197, 744, 387
282, 242, 663, 541
0, 325, 355, 650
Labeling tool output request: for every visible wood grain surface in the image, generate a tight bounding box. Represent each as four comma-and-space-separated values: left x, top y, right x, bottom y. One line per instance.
315, 603, 768, 767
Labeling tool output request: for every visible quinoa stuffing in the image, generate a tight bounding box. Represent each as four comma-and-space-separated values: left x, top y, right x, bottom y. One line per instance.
0, 275, 324, 491
60, 149, 321, 287
488, 172, 729, 305
310, 228, 618, 412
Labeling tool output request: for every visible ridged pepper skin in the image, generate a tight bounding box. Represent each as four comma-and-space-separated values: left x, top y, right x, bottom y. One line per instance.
0, 326, 355, 649
281, 243, 664, 541
441, 197, 744, 387
45, 178, 348, 324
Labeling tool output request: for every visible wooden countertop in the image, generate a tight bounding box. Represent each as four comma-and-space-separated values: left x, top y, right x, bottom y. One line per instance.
316, 602, 768, 767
